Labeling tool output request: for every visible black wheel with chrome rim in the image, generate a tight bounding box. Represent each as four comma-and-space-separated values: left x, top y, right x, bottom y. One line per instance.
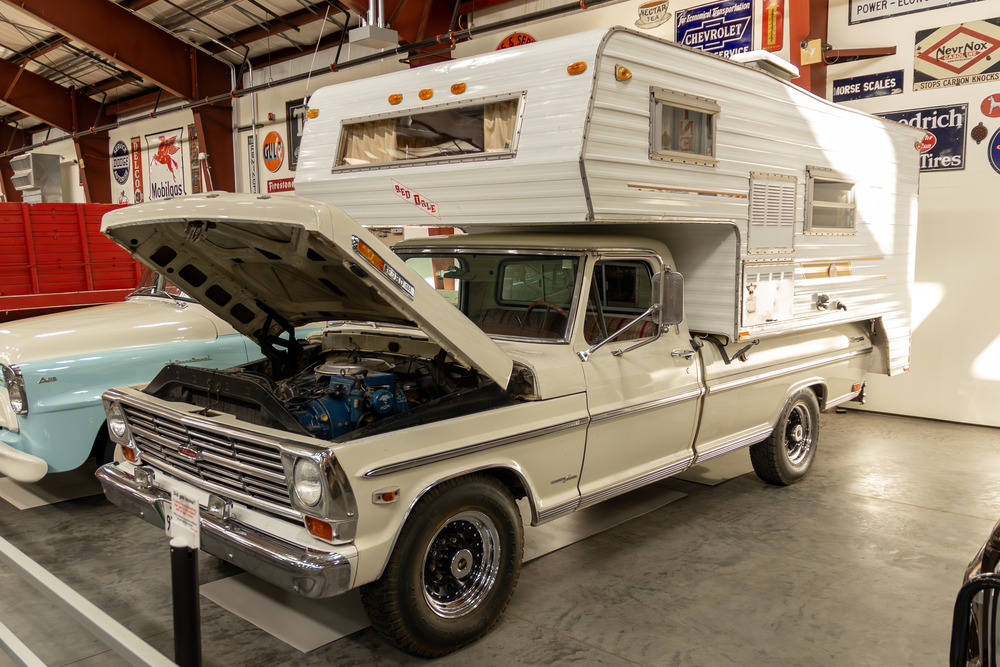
361, 474, 523, 657
750, 389, 820, 486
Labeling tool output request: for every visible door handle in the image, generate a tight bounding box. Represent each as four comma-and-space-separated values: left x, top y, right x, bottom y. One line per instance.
671, 348, 697, 360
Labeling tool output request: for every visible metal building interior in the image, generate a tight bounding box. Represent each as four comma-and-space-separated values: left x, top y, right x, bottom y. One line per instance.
0, 0, 997, 665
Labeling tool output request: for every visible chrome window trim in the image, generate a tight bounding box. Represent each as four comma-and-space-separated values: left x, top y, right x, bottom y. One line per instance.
707, 348, 872, 395
362, 416, 590, 478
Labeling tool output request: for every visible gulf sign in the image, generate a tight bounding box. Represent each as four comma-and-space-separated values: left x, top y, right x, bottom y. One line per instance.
262, 131, 284, 172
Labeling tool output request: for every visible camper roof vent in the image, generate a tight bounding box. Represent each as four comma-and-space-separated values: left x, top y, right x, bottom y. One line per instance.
730, 51, 799, 81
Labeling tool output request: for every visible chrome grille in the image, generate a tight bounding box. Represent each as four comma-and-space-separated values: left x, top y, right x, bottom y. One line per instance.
123, 404, 290, 506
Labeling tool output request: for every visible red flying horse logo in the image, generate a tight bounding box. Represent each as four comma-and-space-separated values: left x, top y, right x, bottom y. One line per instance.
150, 135, 181, 181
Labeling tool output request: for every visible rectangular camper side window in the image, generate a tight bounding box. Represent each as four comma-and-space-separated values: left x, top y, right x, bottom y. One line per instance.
806, 168, 857, 233
649, 88, 719, 166
335, 94, 523, 169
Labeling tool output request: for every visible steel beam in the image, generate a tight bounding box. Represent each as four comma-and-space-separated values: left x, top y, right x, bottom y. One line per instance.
192, 103, 235, 193
75, 132, 111, 203
0, 0, 232, 101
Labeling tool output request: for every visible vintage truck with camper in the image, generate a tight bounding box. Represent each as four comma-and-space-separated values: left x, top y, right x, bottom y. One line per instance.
95, 28, 920, 656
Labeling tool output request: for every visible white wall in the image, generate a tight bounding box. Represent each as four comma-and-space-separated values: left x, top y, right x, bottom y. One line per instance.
826, 0, 999, 426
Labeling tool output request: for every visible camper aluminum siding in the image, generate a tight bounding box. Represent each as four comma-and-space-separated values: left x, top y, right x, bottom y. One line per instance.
293, 27, 919, 375
582, 30, 919, 375
294, 33, 598, 225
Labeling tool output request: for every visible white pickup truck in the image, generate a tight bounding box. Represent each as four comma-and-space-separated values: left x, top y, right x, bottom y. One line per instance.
96, 27, 919, 656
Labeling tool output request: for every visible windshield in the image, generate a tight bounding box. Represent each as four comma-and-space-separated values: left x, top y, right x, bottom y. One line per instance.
402, 252, 580, 341
128, 268, 194, 301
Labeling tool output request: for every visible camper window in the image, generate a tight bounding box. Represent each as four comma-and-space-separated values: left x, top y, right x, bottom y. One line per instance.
650, 89, 719, 166
806, 169, 856, 233
335, 94, 522, 169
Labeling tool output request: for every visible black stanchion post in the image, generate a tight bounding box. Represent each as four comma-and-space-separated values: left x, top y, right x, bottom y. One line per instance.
170, 538, 202, 667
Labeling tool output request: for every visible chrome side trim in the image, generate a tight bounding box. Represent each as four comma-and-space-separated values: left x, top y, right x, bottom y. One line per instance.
97, 464, 354, 598
708, 348, 872, 395
362, 417, 590, 478
578, 456, 694, 509
825, 388, 862, 410
590, 387, 704, 424
693, 427, 772, 464
536, 497, 581, 524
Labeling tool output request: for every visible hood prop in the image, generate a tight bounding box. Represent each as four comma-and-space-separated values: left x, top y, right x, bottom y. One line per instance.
254, 300, 301, 380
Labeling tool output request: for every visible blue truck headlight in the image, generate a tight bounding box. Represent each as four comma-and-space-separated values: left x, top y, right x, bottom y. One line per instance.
2, 366, 27, 415
107, 401, 128, 439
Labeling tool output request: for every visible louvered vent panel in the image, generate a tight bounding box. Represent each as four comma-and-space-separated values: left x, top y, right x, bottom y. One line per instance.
749, 174, 796, 252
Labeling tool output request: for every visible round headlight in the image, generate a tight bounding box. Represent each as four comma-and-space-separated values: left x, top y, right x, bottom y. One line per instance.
293, 458, 324, 507
107, 402, 128, 439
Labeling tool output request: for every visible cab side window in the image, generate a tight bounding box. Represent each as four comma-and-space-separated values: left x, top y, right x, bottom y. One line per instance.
584, 260, 658, 345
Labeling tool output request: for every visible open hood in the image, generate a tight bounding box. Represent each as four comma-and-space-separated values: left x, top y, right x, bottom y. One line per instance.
101, 194, 513, 387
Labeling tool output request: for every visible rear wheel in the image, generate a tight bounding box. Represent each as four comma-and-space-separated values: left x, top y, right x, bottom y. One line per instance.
750, 389, 820, 485
360, 474, 523, 657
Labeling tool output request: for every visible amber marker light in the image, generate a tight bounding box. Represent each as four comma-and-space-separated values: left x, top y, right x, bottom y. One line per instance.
388, 93, 403, 105
122, 447, 137, 463
305, 516, 334, 541
567, 61, 587, 75
419, 88, 434, 100
615, 65, 632, 81
451, 83, 467, 95
356, 239, 385, 272
306, 108, 319, 118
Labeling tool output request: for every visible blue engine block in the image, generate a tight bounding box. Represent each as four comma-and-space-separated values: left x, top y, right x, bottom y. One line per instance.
287, 369, 409, 440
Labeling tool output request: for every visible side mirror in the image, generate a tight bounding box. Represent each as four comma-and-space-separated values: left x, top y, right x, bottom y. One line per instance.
659, 271, 684, 327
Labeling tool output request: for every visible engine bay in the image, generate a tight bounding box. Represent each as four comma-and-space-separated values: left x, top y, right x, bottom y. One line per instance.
143, 328, 525, 442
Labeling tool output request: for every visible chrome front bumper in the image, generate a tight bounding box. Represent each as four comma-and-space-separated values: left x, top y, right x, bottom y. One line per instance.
96, 464, 354, 599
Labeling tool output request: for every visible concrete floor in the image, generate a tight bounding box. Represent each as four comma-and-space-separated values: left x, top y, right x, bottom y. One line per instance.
0, 409, 997, 666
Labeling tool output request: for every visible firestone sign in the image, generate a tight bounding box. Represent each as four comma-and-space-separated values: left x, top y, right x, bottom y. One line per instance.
914, 18, 1000, 90
675, 0, 752, 58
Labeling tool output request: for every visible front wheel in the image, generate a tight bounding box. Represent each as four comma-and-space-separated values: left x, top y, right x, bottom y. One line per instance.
750, 389, 820, 486
360, 474, 523, 657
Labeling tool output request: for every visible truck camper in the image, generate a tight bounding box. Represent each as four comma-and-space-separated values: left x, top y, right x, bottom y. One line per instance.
96, 27, 920, 656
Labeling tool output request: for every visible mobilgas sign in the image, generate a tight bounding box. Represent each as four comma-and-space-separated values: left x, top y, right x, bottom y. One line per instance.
675, 0, 752, 58
832, 70, 903, 102
876, 104, 967, 172
111, 141, 129, 185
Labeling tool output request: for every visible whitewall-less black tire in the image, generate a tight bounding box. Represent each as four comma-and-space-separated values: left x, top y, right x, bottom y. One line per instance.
360, 474, 523, 657
750, 389, 821, 486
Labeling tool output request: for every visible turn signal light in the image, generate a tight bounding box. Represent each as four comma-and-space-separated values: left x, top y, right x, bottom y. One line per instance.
122, 446, 138, 463
388, 93, 403, 105
567, 61, 587, 75
306, 108, 319, 118
615, 65, 632, 81
305, 516, 334, 541
419, 88, 434, 100
451, 83, 466, 95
